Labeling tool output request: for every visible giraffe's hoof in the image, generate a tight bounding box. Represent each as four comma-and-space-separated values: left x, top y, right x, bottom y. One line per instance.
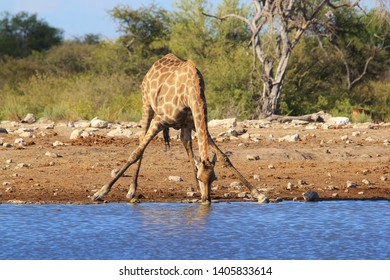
126, 187, 136, 199
91, 185, 109, 201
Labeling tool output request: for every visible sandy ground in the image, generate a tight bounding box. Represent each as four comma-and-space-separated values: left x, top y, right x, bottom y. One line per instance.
1, 119, 389, 204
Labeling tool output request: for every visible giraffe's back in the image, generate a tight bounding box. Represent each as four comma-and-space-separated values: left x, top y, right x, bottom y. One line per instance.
142, 54, 205, 127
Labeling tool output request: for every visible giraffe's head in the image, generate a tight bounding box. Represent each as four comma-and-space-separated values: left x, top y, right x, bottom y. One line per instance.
194, 153, 217, 204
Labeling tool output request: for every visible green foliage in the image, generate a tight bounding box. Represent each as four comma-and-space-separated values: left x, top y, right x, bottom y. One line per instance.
0, 2, 389, 123
0, 12, 63, 58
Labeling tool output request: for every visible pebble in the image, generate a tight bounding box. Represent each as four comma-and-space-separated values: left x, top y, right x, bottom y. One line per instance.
346, 181, 357, 188
286, 182, 295, 190
253, 174, 261, 181
380, 175, 388, 181
246, 154, 260, 161
237, 191, 249, 198
107, 128, 134, 138
340, 135, 349, 141
358, 191, 365, 195
268, 164, 275, 169
187, 192, 197, 197
230, 181, 243, 188
303, 190, 320, 202
278, 133, 300, 142
90, 117, 108, 128
45, 151, 61, 158
111, 169, 119, 178
361, 179, 371, 185
15, 163, 30, 169
3, 143, 13, 147
14, 138, 26, 146
21, 113, 36, 124
52, 141, 64, 147
332, 193, 339, 198
168, 176, 183, 182
223, 193, 232, 198
352, 131, 361, 137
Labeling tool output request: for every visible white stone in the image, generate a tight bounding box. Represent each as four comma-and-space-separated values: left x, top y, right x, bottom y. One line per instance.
278, 133, 300, 142
326, 117, 350, 125
14, 138, 26, 146
70, 129, 82, 140
45, 151, 61, 158
107, 128, 134, 138
22, 113, 36, 124
52, 141, 64, 147
246, 154, 260, 161
168, 176, 183, 182
208, 118, 237, 128
90, 117, 108, 128
230, 181, 243, 188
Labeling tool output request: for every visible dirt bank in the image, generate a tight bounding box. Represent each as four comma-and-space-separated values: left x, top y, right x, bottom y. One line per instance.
1, 119, 389, 204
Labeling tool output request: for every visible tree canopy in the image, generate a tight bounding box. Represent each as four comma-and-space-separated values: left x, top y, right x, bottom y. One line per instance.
0, 12, 63, 58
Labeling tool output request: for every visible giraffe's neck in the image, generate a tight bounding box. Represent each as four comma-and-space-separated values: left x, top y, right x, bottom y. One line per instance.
187, 63, 209, 162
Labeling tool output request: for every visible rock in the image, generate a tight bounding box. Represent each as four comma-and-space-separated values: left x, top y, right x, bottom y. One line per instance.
107, 128, 134, 138
111, 169, 119, 178
168, 176, 183, 182
19, 131, 33, 138
347, 181, 357, 188
15, 163, 30, 169
14, 138, 26, 146
365, 137, 376, 142
70, 129, 93, 139
380, 175, 388, 181
71, 120, 90, 128
326, 117, 350, 125
286, 182, 295, 190
332, 193, 339, 198
21, 113, 36, 124
45, 151, 61, 158
90, 117, 108, 128
237, 191, 249, 198
278, 133, 300, 142
70, 129, 82, 140
223, 193, 232, 198
384, 140, 390, 146
52, 141, 64, 147
230, 181, 243, 188
208, 118, 237, 128
358, 191, 365, 195
303, 190, 320, 202
340, 135, 349, 141
268, 164, 275, 169
352, 131, 361, 137
253, 174, 261, 181
246, 154, 260, 161
361, 179, 371, 185
3, 143, 13, 148
5, 159, 13, 164
187, 192, 197, 197
298, 180, 307, 186
0, 128, 8, 134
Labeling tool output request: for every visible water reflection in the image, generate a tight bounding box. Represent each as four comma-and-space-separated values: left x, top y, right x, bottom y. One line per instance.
0, 201, 389, 260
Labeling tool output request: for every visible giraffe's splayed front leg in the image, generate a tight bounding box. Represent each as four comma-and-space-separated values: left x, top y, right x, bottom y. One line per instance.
92, 185, 110, 201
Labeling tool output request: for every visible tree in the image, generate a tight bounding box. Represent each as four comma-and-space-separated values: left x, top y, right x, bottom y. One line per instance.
0, 12, 63, 58
204, 0, 388, 118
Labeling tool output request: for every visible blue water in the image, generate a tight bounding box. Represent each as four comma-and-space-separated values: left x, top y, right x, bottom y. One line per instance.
0, 201, 389, 260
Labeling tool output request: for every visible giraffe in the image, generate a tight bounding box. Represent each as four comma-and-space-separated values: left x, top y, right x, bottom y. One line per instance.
92, 53, 269, 204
